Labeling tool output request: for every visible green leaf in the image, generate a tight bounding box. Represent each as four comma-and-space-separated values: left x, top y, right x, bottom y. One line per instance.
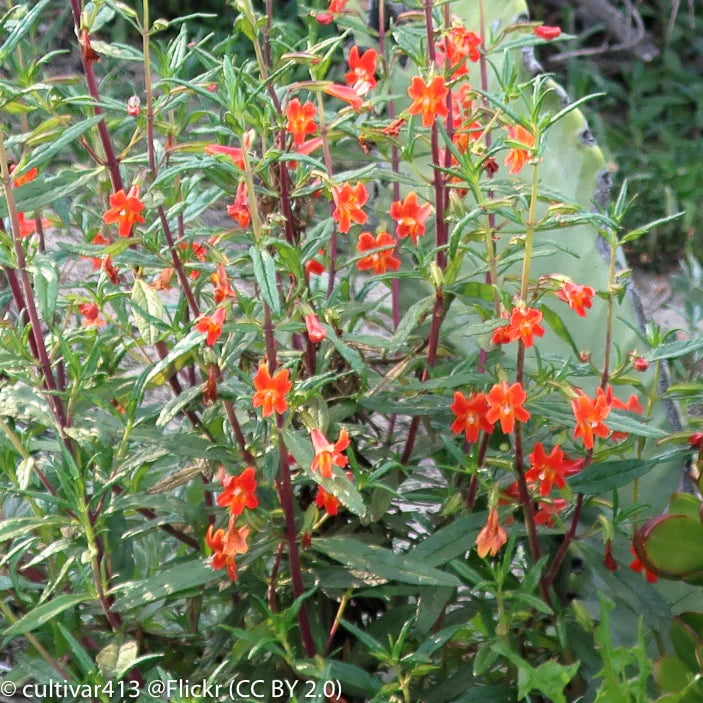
389, 295, 434, 353
29, 254, 59, 322
249, 246, 280, 315
323, 325, 366, 379
19, 115, 104, 173
112, 559, 218, 611
635, 515, 703, 578
411, 514, 487, 567
156, 384, 201, 428
4, 593, 91, 636
0, 516, 68, 543
90, 40, 143, 61
144, 331, 202, 387
0, 0, 53, 63
568, 458, 659, 495
540, 304, 581, 357
131, 278, 165, 345
647, 337, 703, 362
311, 537, 460, 587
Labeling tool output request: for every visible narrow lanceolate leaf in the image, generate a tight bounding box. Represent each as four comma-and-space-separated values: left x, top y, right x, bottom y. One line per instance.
29, 254, 59, 322
19, 115, 105, 173
389, 295, 434, 353
96, 639, 139, 680
249, 246, 280, 315
646, 337, 703, 362
0, 516, 69, 543
540, 304, 581, 358
143, 331, 202, 388
131, 278, 165, 346
312, 537, 460, 587
0, 0, 53, 63
3, 594, 91, 636
568, 459, 658, 495
112, 560, 218, 611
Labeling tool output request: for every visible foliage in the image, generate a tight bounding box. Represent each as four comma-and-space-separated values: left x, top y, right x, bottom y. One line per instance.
0, 0, 702, 702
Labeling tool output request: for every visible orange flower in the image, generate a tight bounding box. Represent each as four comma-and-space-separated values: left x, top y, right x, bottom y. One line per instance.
449, 391, 493, 443
152, 267, 175, 290
475, 508, 507, 558
356, 231, 401, 275
509, 306, 545, 347
16, 212, 50, 239
305, 313, 327, 343
211, 263, 236, 303
285, 98, 318, 147
252, 363, 292, 417
315, 485, 342, 516
534, 498, 568, 527
102, 255, 120, 285
205, 132, 253, 170
437, 25, 482, 77
205, 522, 250, 581
345, 46, 377, 96
10, 165, 38, 188
503, 125, 535, 175
486, 381, 530, 434
84, 232, 110, 270
102, 185, 145, 237
555, 281, 595, 317
226, 182, 250, 228
571, 387, 610, 449
323, 84, 363, 110
328, 0, 347, 12
195, 307, 226, 346
79, 302, 106, 327
407, 75, 449, 128
389, 192, 433, 245
525, 443, 568, 496
217, 466, 259, 516
332, 182, 368, 233
311, 428, 350, 479
629, 546, 658, 583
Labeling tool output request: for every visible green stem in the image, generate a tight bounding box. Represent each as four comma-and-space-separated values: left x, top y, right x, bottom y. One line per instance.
600, 240, 617, 389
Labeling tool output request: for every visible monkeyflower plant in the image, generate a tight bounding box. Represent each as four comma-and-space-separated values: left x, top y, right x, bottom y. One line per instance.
0, 0, 699, 701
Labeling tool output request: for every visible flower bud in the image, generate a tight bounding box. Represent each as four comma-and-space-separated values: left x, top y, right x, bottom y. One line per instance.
126, 95, 141, 117
633, 356, 649, 372
305, 313, 327, 343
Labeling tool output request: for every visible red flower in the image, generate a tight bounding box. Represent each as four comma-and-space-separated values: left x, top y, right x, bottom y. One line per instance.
102, 185, 146, 238
534, 25, 562, 41
688, 432, 703, 450
102, 256, 121, 285
525, 443, 568, 496
629, 546, 658, 583
305, 313, 327, 343
486, 381, 530, 434
475, 508, 507, 558
315, 486, 342, 516
449, 391, 493, 443
633, 356, 649, 372
316, 12, 333, 24
217, 466, 259, 516
79, 302, 106, 327
407, 76, 449, 128
195, 307, 226, 346
555, 281, 595, 317
328, 0, 347, 11
382, 118, 406, 137
345, 46, 377, 96
503, 125, 535, 175
534, 498, 568, 527
205, 522, 250, 581
389, 192, 433, 245
356, 231, 401, 275
332, 182, 368, 233
211, 263, 236, 303
305, 249, 326, 278
226, 182, 250, 228
606, 386, 643, 414
323, 84, 363, 111
437, 25, 482, 77
205, 132, 252, 170
311, 428, 350, 479
571, 387, 610, 449
285, 98, 318, 147
252, 363, 292, 417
